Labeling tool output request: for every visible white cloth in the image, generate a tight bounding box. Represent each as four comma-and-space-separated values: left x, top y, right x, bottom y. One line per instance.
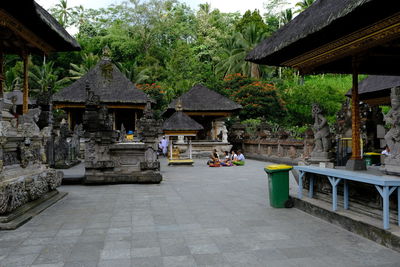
382, 149, 390, 156
237, 154, 245, 161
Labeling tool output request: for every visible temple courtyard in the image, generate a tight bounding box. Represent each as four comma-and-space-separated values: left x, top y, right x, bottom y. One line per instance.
1, 159, 400, 267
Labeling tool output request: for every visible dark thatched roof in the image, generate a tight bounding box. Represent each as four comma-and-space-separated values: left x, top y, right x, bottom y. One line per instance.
5, 90, 35, 105
52, 59, 149, 105
1, 1, 80, 53
345, 75, 400, 105
163, 111, 204, 132
246, 0, 400, 75
167, 84, 242, 112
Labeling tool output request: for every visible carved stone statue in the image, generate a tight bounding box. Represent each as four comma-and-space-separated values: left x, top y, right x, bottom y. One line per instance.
221, 125, 228, 143
312, 104, 330, 153
384, 87, 400, 157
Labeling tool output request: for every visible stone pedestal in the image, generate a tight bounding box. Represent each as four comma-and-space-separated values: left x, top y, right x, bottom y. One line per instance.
84, 142, 162, 184
309, 151, 334, 164
346, 158, 367, 170
383, 157, 400, 175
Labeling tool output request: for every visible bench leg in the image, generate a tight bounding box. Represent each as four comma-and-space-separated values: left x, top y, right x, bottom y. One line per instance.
375, 186, 397, 230
344, 180, 349, 210
398, 187, 400, 227
328, 176, 341, 211
298, 171, 304, 199
309, 175, 314, 198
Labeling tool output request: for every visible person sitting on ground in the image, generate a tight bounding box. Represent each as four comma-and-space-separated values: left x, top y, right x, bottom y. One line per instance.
221, 151, 233, 166
230, 150, 238, 162
233, 150, 245, 166
207, 149, 220, 166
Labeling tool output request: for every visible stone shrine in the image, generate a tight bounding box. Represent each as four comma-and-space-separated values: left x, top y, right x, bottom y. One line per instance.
0, 98, 63, 229
83, 85, 162, 184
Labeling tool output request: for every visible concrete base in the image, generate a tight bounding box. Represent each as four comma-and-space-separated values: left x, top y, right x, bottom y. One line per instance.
0, 190, 67, 230
54, 159, 81, 169
84, 171, 162, 184
346, 158, 367, 170
293, 195, 400, 252
384, 157, 400, 176
309, 151, 334, 164
168, 159, 194, 166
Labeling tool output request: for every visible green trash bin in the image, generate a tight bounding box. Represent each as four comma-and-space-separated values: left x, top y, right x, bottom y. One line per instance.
363, 152, 381, 166
264, 164, 293, 208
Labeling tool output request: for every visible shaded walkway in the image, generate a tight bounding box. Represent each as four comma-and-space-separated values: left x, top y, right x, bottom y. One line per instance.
0, 159, 399, 267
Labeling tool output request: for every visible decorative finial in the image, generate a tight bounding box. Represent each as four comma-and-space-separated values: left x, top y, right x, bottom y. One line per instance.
175, 98, 183, 112
102, 46, 112, 60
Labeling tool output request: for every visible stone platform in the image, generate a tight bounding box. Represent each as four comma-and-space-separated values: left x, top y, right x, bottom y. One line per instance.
1, 159, 399, 266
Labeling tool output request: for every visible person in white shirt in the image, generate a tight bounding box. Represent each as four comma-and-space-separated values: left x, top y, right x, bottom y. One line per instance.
233, 150, 245, 165
161, 136, 168, 157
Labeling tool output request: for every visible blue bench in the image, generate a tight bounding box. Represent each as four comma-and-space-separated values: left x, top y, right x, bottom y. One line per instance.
294, 165, 400, 230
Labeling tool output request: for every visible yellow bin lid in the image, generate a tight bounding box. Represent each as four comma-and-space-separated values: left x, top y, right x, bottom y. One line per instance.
265, 164, 293, 171
364, 152, 381, 156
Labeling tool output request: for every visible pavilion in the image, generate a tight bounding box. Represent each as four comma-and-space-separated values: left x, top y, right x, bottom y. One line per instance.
163, 100, 204, 165
52, 53, 150, 132
0, 1, 80, 112
247, 0, 400, 170
165, 84, 242, 141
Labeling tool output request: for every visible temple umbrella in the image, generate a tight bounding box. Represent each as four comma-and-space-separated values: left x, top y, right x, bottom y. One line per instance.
246, 0, 400, 170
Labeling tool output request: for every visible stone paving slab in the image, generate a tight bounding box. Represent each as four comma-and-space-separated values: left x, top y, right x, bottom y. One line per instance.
1, 158, 400, 266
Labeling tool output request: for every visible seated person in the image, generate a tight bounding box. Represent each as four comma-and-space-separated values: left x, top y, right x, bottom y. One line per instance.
230, 150, 238, 162
382, 145, 391, 156
221, 151, 233, 166
233, 150, 245, 166
207, 149, 220, 166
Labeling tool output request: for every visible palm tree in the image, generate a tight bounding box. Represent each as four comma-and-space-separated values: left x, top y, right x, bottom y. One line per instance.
51, 0, 73, 27
67, 53, 100, 81
115, 62, 150, 84
295, 0, 315, 13
216, 24, 267, 78
29, 62, 64, 93
279, 9, 293, 26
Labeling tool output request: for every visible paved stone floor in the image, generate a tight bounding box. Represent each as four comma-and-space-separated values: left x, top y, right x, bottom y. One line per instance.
1, 159, 400, 267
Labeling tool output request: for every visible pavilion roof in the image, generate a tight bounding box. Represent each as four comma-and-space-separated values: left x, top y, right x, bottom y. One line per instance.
5, 90, 35, 105
345, 75, 400, 106
246, 0, 400, 75
52, 59, 149, 105
0, 1, 80, 54
163, 111, 204, 132
167, 84, 242, 112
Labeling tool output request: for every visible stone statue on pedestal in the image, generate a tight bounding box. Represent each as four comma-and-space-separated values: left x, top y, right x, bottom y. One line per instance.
384, 87, 400, 175
310, 104, 333, 163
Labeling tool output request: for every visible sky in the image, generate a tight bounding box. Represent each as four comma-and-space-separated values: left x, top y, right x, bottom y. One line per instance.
36, 0, 297, 14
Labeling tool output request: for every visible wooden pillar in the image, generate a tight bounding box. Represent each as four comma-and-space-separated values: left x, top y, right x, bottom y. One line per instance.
351, 59, 361, 160
0, 50, 4, 98
22, 52, 29, 114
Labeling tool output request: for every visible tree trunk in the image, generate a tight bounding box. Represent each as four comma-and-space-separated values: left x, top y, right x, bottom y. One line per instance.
250, 63, 260, 78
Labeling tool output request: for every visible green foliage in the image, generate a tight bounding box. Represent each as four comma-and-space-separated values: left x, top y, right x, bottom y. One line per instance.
281, 74, 352, 125
222, 74, 286, 121
235, 10, 267, 33
136, 83, 168, 113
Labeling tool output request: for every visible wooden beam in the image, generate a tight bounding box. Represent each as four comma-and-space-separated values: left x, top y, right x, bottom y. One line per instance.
22, 51, 29, 114
0, 9, 54, 54
53, 103, 146, 109
351, 58, 361, 160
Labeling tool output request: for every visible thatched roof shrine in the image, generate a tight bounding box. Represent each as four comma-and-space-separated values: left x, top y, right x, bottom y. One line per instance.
53, 58, 149, 108
246, 0, 400, 75
0, 1, 80, 54
163, 111, 204, 134
346, 75, 400, 106
167, 84, 241, 115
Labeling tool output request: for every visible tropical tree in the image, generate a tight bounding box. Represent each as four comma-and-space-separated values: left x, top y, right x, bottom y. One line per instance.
279, 8, 293, 26
51, 0, 74, 27
67, 53, 100, 81
216, 23, 267, 78
295, 0, 315, 13
29, 62, 65, 93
